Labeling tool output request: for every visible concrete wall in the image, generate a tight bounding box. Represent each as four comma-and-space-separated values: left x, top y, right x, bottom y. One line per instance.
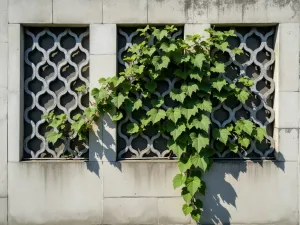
1, 0, 300, 224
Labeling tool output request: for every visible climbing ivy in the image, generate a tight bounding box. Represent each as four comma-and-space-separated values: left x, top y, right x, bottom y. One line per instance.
44, 25, 266, 222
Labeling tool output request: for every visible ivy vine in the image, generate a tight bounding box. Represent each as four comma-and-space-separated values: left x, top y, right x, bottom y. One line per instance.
44, 25, 266, 222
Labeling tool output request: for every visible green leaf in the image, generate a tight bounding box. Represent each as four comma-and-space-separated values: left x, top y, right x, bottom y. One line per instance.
178, 158, 192, 173
189, 73, 202, 82
140, 116, 151, 128
75, 84, 86, 93
144, 46, 156, 56
112, 93, 126, 108
147, 108, 166, 124
215, 42, 229, 51
145, 81, 157, 92
191, 210, 201, 222
112, 112, 123, 121
191, 154, 209, 172
229, 143, 239, 153
197, 99, 212, 113
152, 56, 170, 70
243, 120, 254, 135
254, 127, 266, 142
127, 123, 139, 134
182, 188, 192, 203
232, 47, 243, 55
181, 105, 198, 121
192, 134, 209, 152
168, 139, 186, 158
173, 174, 186, 189
212, 78, 227, 92
170, 89, 186, 103
186, 176, 201, 195
181, 82, 199, 97
182, 204, 193, 216
166, 108, 182, 124
170, 123, 186, 140
160, 42, 177, 52
238, 137, 251, 148
84, 107, 96, 120
151, 98, 164, 108
133, 99, 143, 111
153, 29, 168, 40
46, 131, 62, 144
212, 128, 230, 145
211, 62, 225, 73
71, 119, 85, 133
72, 113, 81, 121
236, 90, 250, 104
187, 114, 211, 133
193, 53, 206, 69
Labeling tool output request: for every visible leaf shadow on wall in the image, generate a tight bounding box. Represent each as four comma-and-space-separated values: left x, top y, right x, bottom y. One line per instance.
85, 115, 122, 177
200, 154, 285, 225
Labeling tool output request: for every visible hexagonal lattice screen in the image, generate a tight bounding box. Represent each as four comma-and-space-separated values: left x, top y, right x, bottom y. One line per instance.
117, 26, 275, 159
23, 27, 89, 159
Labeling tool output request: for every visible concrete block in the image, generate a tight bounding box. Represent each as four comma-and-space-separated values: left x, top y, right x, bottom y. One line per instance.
7, 91, 21, 162
9, 0, 52, 23
184, 24, 210, 39
158, 198, 190, 224
90, 24, 117, 55
0, 88, 7, 198
201, 161, 298, 225
274, 92, 299, 129
103, 0, 147, 23
193, 0, 300, 23
103, 198, 158, 224
148, 0, 193, 24
277, 24, 299, 92
274, 128, 298, 162
89, 55, 117, 161
103, 161, 181, 197
0, 0, 8, 43
0, 198, 7, 225
53, 0, 102, 24
8, 24, 21, 92
0, 43, 7, 88
8, 162, 102, 225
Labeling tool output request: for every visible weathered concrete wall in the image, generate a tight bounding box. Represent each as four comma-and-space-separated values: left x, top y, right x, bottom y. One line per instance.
1, 0, 300, 224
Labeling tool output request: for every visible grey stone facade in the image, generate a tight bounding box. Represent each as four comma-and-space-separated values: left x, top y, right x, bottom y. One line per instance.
1, 0, 300, 224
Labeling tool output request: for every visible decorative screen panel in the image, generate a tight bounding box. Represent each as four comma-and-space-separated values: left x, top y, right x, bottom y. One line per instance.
23, 27, 89, 159
116, 26, 275, 160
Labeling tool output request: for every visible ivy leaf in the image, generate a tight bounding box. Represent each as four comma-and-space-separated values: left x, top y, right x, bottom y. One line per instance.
173, 174, 186, 189
182, 204, 193, 216
140, 116, 151, 128
191, 210, 201, 222
133, 99, 143, 111
238, 137, 251, 148
112, 112, 123, 121
181, 82, 199, 97
170, 89, 186, 103
152, 56, 170, 70
182, 188, 192, 203
242, 120, 254, 135
168, 139, 186, 158
236, 90, 250, 104
144, 46, 156, 56
170, 123, 186, 140
160, 42, 177, 52
153, 29, 168, 40
192, 134, 209, 153
147, 108, 166, 124
215, 42, 229, 52
46, 131, 62, 144
191, 154, 209, 172
181, 105, 198, 121
186, 176, 201, 196
211, 62, 225, 73
232, 47, 243, 55
198, 83, 211, 92
166, 108, 182, 124
189, 73, 202, 82
151, 98, 164, 108
188, 114, 210, 133
212, 128, 230, 145
178, 158, 192, 173
212, 78, 227, 92
72, 113, 81, 121
192, 53, 206, 69
127, 123, 139, 134
145, 81, 157, 92
84, 107, 96, 120
112, 93, 126, 108
254, 127, 266, 142
229, 143, 239, 153
197, 99, 212, 113
71, 119, 85, 133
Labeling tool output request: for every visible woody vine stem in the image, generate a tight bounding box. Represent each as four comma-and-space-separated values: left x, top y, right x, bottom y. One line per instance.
43, 25, 266, 222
